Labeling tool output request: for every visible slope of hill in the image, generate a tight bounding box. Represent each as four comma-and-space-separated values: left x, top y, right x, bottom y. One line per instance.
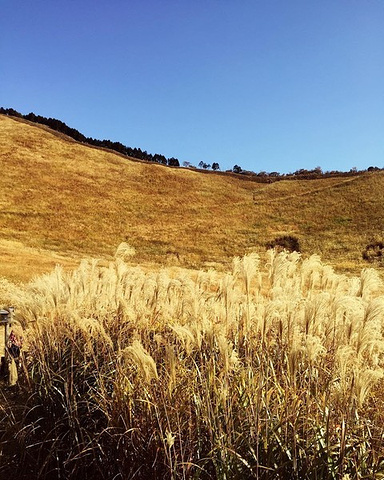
1, 114, 383, 281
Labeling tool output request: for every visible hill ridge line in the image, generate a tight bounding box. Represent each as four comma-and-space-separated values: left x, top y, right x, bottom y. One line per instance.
2, 108, 382, 180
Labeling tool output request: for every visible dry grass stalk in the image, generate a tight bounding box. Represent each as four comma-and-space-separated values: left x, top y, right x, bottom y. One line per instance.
1, 250, 383, 479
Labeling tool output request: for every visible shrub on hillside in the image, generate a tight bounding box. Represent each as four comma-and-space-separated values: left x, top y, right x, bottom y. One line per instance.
266, 235, 301, 252
362, 240, 384, 264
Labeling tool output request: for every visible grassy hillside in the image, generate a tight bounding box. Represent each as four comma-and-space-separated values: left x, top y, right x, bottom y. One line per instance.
1, 114, 383, 281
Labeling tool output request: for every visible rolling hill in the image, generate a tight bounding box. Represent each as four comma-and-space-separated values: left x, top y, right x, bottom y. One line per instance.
1, 113, 383, 282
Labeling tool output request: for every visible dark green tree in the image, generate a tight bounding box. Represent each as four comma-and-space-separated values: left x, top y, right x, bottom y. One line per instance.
168, 157, 180, 167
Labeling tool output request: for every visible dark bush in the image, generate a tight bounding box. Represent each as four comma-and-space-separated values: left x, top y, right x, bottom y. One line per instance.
362, 241, 384, 264
266, 235, 301, 253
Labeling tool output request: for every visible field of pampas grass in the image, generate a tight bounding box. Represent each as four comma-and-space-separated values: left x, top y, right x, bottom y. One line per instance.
1, 249, 384, 479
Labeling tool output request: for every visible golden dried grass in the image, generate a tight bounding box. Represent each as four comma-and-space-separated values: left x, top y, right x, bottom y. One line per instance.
1, 250, 383, 478
1, 114, 384, 282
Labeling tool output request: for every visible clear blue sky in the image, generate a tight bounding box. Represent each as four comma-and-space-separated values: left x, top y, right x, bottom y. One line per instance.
1, 1, 383, 173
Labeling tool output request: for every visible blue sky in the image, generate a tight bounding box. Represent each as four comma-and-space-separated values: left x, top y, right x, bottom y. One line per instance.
1, 1, 383, 173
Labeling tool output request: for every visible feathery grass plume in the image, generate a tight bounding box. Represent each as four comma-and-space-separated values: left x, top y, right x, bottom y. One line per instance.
216, 333, 239, 375
335, 345, 356, 400
355, 298, 384, 360
303, 292, 332, 336
267, 249, 301, 297
233, 252, 261, 295
180, 271, 210, 324
301, 254, 324, 293
114, 241, 136, 260
0, 277, 26, 307
170, 324, 198, 355
287, 326, 304, 385
233, 253, 261, 343
28, 265, 68, 312
317, 263, 340, 291
333, 296, 365, 346
304, 334, 326, 365
217, 273, 239, 335
353, 367, 384, 407
122, 339, 158, 383
264, 298, 285, 340
357, 267, 383, 299
77, 316, 114, 351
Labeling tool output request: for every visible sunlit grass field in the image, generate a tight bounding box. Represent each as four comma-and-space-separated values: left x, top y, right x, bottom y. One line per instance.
1, 114, 384, 478
1, 248, 384, 479
1, 114, 384, 282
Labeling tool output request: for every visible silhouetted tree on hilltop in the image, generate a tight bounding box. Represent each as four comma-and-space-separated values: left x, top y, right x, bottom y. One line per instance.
2, 107, 383, 180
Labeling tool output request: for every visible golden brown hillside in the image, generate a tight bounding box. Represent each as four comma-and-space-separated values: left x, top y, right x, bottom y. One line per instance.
1, 114, 383, 281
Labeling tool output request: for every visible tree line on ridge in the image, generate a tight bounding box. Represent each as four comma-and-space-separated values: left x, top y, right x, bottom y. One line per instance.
1, 107, 382, 182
